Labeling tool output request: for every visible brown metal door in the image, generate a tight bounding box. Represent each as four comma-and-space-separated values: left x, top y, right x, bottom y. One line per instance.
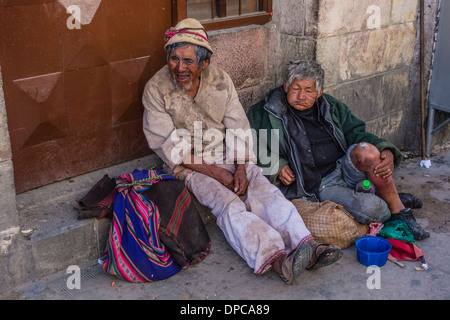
0, 0, 172, 193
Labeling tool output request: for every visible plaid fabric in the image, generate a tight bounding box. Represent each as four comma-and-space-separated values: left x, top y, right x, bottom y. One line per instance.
292, 200, 369, 249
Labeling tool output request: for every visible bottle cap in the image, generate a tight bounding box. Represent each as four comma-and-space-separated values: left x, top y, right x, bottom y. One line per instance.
363, 180, 371, 188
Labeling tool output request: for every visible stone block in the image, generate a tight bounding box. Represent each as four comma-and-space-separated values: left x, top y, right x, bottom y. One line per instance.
366, 110, 405, 147
30, 219, 108, 278
339, 29, 389, 80
304, 0, 319, 37
325, 74, 383, 122
0, 226, 25, 295
391, 0, 418, 24
318, 0, 391, 38
316, 36, 342, 87
210, 26, 266, 89
325, 68, 410, 150
0, 160, 18, 228
264, 23, 280, 85
278, 34, 316, 82
332, 23, 415, 82
277, 0, 305, 36
382, 23, 416, 70
381, 68, 410, 115
0, 80, 12, 161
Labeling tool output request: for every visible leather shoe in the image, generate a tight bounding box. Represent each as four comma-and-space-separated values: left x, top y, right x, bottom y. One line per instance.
399, 193, 423, 209
279, 243, 312, 284
390, 208, 430, 241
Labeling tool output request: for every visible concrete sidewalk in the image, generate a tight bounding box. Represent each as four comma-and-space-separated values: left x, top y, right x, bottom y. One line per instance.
3, 145, 450, 301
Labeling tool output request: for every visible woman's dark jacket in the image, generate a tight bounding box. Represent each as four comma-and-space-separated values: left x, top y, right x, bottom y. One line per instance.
247, 86, 403, 200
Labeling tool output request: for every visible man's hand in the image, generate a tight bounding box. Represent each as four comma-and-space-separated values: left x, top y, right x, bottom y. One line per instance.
182, 156, 249, 194
233, 164, 248, 196
211, 167, 235, 191
182, 155, 235, 190
278, 164, 296, 186
374, 149, 395, 179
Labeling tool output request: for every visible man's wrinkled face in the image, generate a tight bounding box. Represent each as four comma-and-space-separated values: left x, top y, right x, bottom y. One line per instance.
168, 45, 208, 92
284, 78, 323, 111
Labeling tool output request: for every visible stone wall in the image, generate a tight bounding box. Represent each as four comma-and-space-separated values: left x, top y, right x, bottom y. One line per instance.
0, 67, 26, 294
316, 0, 419, 148
209, 24, 280, 112
207, 0, 449, 153
209, 0, 319, 113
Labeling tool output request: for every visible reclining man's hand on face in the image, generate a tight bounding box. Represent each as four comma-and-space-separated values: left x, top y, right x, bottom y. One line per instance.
279, 164, 296, 186
374, 149, 395, 179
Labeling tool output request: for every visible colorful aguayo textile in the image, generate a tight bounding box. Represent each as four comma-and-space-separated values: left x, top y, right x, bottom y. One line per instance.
103, 169, 181, 282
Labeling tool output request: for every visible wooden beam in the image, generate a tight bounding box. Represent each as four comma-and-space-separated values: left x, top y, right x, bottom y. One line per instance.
172, 0, 187, 25
202, 12, 272, 31
216, 0, 227, 18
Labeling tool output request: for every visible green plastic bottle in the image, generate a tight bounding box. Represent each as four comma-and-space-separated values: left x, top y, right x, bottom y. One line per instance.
356, 180, 376, 194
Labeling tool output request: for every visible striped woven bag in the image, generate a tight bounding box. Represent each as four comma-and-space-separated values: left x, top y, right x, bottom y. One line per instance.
103, 169, 181, 282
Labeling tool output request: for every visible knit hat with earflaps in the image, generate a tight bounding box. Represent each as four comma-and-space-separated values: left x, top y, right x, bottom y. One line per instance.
164, 18, 213, 53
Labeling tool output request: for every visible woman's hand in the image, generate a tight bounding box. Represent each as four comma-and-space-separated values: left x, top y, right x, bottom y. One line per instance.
278, 164, 296, 186
374, 149, 395, 179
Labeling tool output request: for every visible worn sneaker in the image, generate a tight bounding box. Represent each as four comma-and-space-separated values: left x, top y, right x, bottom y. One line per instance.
390, 208, 430, 241
280, 243, 312, 284
399, 193, 423, 209
306, 241, 343, 270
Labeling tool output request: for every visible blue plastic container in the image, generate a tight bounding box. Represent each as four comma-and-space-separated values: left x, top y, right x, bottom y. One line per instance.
355, 236, 392, 267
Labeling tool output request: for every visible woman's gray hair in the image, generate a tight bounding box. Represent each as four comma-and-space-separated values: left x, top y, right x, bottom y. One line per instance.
166, 42, 212, 67
285, 60, 325, 93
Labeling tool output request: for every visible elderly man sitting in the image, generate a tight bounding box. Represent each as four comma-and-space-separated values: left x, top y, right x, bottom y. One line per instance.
142, 20, 342, 284
247, 60, 429, 241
